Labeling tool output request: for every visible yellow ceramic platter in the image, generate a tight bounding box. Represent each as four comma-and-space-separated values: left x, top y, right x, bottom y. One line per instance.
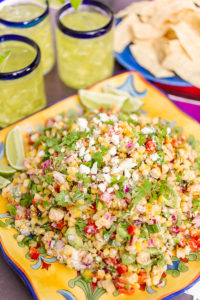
0, 72, 199, 300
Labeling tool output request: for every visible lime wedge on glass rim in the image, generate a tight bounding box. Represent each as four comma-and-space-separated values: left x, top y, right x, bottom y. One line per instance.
0, 176, 10, 189
103, 85, 143, 112
0, 161, 15, 177
6, 126, 25, 170
79, 89, 128, 110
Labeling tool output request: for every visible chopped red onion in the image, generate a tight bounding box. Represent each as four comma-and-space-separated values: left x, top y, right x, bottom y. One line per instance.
42, 159, 51, 175
171, 215, 177, 224
129, 235, 134, 245
125, 186, 130, 193
126, 142, 134, 149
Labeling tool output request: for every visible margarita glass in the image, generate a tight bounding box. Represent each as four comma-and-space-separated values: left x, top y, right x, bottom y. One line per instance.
56, 0, 114, 89
0, 0, 55, 74
0, 34, 46, 128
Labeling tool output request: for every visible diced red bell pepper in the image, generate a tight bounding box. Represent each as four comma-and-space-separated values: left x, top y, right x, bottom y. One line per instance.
138, 272, 148, 284
116, 264, 127, 275
139, 283, 146, 291
188, 238, 199, 251
85, 224, 98, 235
88, 218, 94, 225
146, 140, 156, 153
127, 225, 137, 235
56, 219, 64, 230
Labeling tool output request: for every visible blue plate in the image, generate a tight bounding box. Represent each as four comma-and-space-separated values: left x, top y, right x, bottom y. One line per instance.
114, 20, 192, 87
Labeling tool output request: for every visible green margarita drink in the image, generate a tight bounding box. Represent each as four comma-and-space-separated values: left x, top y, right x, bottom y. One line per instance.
0, 35, 46, 128
0, 1, 55, 75
56, 0, 114, 89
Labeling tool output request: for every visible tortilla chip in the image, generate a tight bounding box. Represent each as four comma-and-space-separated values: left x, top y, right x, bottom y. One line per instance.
114, 15, 134, 53
162, 40, 200, 87
116, 1, 154, 19
130, 16, 168, 40
130, 42, 174, 78
150, 0, 198, 26
153, 38, 170, 62
171, 21, 200, 62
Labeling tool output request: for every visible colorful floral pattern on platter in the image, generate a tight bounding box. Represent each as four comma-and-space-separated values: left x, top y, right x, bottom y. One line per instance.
0, 72, 199, 300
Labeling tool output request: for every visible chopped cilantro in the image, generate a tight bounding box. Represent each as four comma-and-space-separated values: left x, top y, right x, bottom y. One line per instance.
105, 120, 114, 125
20, 194, 33, 207
186, 135, 200, 150
75, 219, 88, 241
44, 174, 53, 184
138, 132, 147, 145
76, 172, 91, 185
100, 145, 109, 155
55, 191, 73, 206
111, 176, 127, 188
63, 130, 88, 150
92, 151, 103, 168
73, 190, 85, 201
192, 198, 200, 212
7, 204, 16, 216
118, 113, 127, 121
115, 190, 126, 200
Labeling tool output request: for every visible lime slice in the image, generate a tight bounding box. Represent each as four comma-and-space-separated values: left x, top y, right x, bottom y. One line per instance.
122, 98, 142, 113
0, 161, 15, 177
103, 84, 142, 113
6, 126, 25, 170
79, 90, 128, 110
103, 85, 130, 97
0, 176, 10, 189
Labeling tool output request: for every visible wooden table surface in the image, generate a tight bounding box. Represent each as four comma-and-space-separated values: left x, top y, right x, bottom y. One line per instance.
0, 1, 194, 299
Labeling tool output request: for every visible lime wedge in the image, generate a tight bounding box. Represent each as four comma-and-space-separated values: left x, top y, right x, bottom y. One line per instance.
6, 126, 25, 170
103, 84, 142, 113
0, 176, 10, 189
0, 161, 15, 177
79, 90, 128, 110
103, 85, 130, 97
122, 98, 142, 113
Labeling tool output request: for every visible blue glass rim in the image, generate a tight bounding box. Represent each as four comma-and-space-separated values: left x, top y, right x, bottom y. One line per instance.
0, 0, 49, 28
0, 34, 41, 80
56, 0, 114, 39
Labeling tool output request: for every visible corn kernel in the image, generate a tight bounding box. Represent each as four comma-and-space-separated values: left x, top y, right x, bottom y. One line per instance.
103, 249, 110, 257
97, 270, 105, 278
83, 270, 93, 277
165, 220, 172, 227
135, 241, 143, 252
13, 178, 18, 184
158, 195, 165, 204
61, 226, 67, 234
105, 273, 112, 280
91, 188, 98, 194
128, 265, 135, 272
97, 202, 103, 211
20, 186, 26, 193
146, 203, 152, 211
71, 208, 81, 218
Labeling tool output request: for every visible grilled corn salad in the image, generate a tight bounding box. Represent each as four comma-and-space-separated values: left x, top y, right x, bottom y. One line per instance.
2, 107, 200, 295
